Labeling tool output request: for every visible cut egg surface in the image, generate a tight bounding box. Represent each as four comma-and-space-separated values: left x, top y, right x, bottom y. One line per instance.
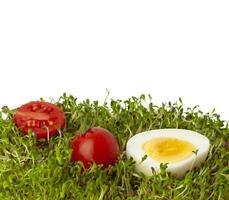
126, 129, 210, 178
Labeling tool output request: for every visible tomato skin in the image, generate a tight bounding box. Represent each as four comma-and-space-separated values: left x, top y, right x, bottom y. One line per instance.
71, 127, 120, 168
13, 101, 65, 139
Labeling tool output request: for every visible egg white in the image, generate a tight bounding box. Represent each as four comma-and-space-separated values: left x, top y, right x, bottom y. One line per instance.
126, 129, 210, 178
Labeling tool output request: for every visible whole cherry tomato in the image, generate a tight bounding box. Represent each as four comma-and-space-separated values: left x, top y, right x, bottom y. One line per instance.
71, 127, 120, 168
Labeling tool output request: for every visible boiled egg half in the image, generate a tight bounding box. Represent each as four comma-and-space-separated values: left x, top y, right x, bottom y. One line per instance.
126, 129, 210, 178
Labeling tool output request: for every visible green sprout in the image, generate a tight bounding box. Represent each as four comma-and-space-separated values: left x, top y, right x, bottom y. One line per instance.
0, 94, 228, 200
192, 149, 199, 155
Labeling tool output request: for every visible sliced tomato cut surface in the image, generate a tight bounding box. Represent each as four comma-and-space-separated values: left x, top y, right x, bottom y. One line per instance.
13, 101, 65, 139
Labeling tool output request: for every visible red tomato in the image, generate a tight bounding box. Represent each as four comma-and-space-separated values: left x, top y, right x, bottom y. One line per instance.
13, 101, 65, 139
71, 127, 120, 168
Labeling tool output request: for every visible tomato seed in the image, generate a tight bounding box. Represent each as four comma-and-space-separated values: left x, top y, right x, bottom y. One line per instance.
32, 105, 38, 112
27, 120, 32, 127
32, 120, 36, 127
41, 107, 47, 112
47, 107, 53, 113
48, 121, 54, 126
41, 120, 50, 126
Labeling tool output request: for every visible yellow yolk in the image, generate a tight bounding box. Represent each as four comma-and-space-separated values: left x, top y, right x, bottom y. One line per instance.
143, 137, 196, 163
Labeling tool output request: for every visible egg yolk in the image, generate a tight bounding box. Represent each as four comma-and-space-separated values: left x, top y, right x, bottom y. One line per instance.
143, 137, 196, 163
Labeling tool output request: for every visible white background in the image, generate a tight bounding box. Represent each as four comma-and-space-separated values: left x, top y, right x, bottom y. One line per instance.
0, 1, 229, 119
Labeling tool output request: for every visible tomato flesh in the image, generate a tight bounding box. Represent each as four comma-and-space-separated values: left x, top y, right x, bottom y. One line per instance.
71, 127, 120, 168
13, 101, 65, 139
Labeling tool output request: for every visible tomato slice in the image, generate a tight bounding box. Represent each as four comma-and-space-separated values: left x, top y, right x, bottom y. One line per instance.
13, 101, 65, 139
